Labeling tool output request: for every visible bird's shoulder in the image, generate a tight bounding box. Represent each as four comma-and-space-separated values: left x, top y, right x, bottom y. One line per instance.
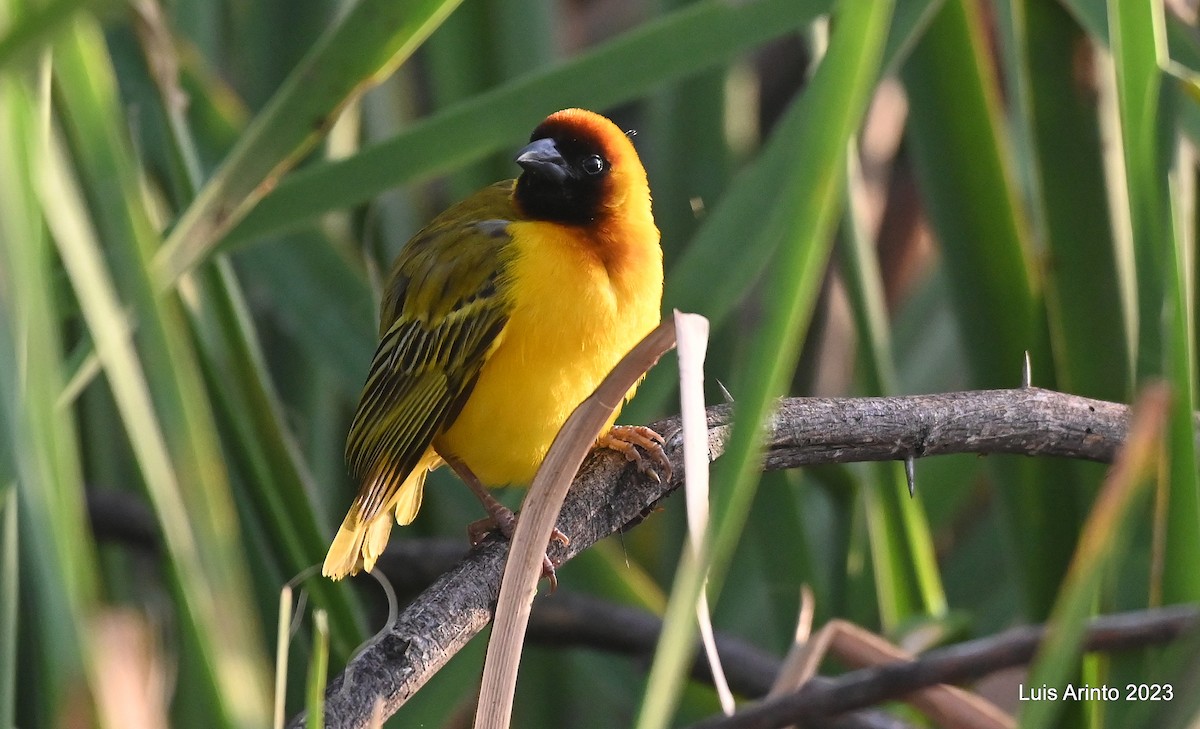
379, 181, 522, 335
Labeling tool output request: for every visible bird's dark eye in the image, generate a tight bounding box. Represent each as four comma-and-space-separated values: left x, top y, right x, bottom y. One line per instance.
581, 154, 606, 175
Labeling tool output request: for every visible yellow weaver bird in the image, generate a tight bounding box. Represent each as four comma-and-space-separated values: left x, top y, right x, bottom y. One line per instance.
324, 108, 667, 581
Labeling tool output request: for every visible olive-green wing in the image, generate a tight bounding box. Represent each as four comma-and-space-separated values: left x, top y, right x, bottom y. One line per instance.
345, 209, 514, 525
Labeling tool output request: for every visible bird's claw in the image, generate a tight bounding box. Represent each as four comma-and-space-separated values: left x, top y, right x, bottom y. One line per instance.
467, 511, 569, 592
598, 425, 673, 484
542, 555, 561, 593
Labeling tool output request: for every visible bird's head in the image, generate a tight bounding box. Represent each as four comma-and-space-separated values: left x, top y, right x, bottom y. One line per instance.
513, 108, 652, 227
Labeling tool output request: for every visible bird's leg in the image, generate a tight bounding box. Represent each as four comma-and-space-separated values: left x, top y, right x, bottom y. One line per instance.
442, 454, 568, 591
597, 425, 673, 483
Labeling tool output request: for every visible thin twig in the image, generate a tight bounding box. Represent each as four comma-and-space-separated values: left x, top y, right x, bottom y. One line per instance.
683, 605, 1199, 729
525, 593, 911, 729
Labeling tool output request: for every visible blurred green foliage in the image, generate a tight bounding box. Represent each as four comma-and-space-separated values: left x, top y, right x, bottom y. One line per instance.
1, 0, 1199, 727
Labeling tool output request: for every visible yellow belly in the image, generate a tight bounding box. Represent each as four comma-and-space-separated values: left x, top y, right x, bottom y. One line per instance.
434, 220, 661, 486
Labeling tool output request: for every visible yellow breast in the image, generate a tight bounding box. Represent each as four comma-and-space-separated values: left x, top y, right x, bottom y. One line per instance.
434, 220, 662, 486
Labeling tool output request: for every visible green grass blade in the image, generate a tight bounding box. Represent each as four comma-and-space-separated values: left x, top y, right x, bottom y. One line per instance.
660, 81, 835, 332
1110, 0, 1169, 380
1108, 0, 1200, 605
487, 0, 555, 79
881, 0, 944, 75
422, 2, 502, 197
1163, 89, 1200, 606
903, 0, 1090, 619
306, 610, 330, 729
189, 260, 365, 654
0, 0, 96, 69
49, 18, 272, 727
999, 3, 1133, 660
0, 72, 100, 725
648, 0, 733, 254
634, 2, 893, 726
156, 0, 464, 284
627, 0, 942, 425
1019, 385, 1167, 729
902, 0, 1036, 389
124, 18, 366, 653
839, 151, 946, 625
273, 587, 293, 729
39, 126, 266, 729
1060, 0, 1200, 153
1017, 0, 1130, 400
221, 0, 828, 250
421, 0, 545, 198
563, 543, 668, 614
234, 233, 375, 396
0, 487, 14, 727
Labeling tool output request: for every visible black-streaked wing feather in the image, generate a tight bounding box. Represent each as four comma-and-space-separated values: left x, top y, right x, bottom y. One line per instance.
345, 190, 516, 524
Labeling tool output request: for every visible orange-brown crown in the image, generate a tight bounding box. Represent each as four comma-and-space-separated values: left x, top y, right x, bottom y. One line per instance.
515, 108, 653, 228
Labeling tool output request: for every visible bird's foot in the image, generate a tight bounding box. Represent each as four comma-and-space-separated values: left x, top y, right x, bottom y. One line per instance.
467, 506, 569, 592
598, 425, 673, 484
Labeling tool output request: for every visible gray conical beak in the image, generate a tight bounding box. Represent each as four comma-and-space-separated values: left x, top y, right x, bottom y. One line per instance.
515, 137, 569, 183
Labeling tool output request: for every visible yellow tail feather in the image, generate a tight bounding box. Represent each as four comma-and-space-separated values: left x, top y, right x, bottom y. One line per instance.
322, 512, 367, 580
322, 451, 440, 580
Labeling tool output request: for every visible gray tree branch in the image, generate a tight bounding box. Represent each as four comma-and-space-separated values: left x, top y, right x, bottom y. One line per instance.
293, 387, 1146, 729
